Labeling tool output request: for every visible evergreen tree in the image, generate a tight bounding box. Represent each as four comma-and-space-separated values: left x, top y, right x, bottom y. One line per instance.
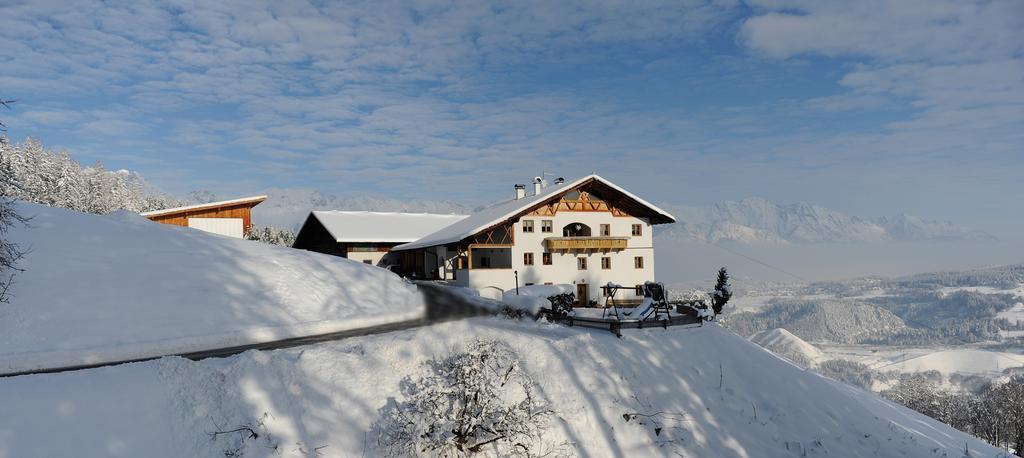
712, 267, 733, 315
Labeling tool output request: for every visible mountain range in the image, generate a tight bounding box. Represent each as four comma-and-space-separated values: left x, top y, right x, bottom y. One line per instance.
656, 198, 995, 244
204, 189, 994, 244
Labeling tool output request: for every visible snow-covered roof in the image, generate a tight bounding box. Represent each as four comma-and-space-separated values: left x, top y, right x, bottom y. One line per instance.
140, 195, 268, 217
309, 211, 470, 243
393, 174, 675, 251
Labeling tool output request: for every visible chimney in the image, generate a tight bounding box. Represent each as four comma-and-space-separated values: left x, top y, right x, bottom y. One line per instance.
533, 177, 543, 195
554, 177, 565, 186
514, 184, 526, 200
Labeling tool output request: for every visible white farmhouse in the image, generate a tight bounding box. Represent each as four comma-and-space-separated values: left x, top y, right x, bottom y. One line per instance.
392, 174, 675, 306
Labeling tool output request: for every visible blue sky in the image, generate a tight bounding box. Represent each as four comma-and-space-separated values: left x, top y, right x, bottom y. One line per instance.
1, 0, 1022, 234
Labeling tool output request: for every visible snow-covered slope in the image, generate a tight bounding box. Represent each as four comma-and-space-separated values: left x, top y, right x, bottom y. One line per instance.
0, 202, 424, 373
657, 198, 995, 244
0, 320, 1006, 457
751, 328, 825, 368
725, 300, 909, 344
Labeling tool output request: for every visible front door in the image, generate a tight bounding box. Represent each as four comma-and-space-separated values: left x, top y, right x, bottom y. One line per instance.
577, 283, 589, 307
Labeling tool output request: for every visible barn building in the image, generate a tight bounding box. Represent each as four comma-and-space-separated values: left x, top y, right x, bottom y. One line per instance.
292, 211, 469, 267
141, 195, 267, 238
391, 174, 675, 305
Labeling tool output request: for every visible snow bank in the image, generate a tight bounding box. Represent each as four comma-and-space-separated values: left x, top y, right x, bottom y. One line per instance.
0, 202, 424, 374
0, 320, 1008, 457
500, 284, 573, 314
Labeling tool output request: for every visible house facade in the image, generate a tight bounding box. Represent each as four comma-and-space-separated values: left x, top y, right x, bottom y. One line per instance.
392, 175, 675, 305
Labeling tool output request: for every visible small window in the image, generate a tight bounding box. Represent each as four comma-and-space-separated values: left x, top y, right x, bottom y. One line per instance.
635, 284, 644, 295
524, 252, 534, 265
600, 224, 611, 236
577, 257, 588, 270
601, 257, 611, 269
541, 220, 553, 233
631, 224, 642, 236
544, 282, 553, 285
542, 252, 552, 265
634, 256, 644, 269
525, 282, 535, 286
522, 220, 534, 233
363, 259, 373, 265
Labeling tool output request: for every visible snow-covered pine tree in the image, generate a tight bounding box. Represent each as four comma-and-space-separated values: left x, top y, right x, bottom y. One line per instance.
245, 226, 296, 247
712, 267, 733, 315
0, 137, 183, 214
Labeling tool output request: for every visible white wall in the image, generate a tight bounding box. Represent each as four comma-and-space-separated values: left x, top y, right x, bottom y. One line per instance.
464, 210, 658, 304
346, 250, 388, 266
187, 217, 243, 238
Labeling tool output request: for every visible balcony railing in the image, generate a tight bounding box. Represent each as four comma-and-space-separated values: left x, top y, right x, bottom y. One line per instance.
543, 236, 628, 251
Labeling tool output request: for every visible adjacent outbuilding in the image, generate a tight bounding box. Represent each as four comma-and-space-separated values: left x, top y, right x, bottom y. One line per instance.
140, 195, 267, 238
292, 211, 469, 268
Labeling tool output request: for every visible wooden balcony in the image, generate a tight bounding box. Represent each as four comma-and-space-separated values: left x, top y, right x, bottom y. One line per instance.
543, 236, 628, 251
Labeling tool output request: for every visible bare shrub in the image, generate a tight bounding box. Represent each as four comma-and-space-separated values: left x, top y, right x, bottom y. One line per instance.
375, 339, 555, 456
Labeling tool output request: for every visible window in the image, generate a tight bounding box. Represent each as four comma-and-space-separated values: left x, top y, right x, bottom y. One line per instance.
601, 257, 611, 269
542, 252, 552, 265
577, 257, 588, 270
480, 257, 491, 268
634, 256, 644, 269
631, 224, 643, 236
544, 282, 553, 285
635, 284, 644, 295
541, 220, 553, 233
363, 259, 373, 265
600, 224, 611, 236
524, 252, 534, 265
522, 220, 534, 233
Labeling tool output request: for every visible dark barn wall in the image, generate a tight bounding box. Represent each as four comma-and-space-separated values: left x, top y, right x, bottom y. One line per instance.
292, 215, 345, 256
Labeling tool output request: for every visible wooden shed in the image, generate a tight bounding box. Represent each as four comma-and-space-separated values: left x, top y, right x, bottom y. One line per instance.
141, 195, 267, 238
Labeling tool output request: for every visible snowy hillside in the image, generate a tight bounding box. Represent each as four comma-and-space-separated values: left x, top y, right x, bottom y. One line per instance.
751, 328, 825, 368
657, 198, 994, 244
0, 202, 424, 374
725, 299, 909, 343
0, 319, 1007, 457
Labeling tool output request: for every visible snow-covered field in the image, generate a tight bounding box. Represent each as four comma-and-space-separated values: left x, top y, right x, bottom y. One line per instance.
0, 319, 1006, 457
0, 203, 424, 374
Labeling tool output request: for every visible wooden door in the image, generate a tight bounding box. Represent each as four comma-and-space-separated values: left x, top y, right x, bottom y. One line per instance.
577, 283, 589, 307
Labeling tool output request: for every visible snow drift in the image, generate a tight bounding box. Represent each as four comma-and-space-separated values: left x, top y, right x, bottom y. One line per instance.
0, 202, 424, 374
0, 319, 1008, 457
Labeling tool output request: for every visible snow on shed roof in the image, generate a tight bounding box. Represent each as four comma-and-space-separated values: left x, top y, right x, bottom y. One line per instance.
140, 195, 267, 217
310, 211, 469, 243
393, 174, 675, 251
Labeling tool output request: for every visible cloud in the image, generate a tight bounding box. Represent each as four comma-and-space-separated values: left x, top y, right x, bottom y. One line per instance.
0, 0, 1020, 234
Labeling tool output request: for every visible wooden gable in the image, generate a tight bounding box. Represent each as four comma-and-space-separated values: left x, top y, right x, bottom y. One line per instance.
527, 182, 634, 218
